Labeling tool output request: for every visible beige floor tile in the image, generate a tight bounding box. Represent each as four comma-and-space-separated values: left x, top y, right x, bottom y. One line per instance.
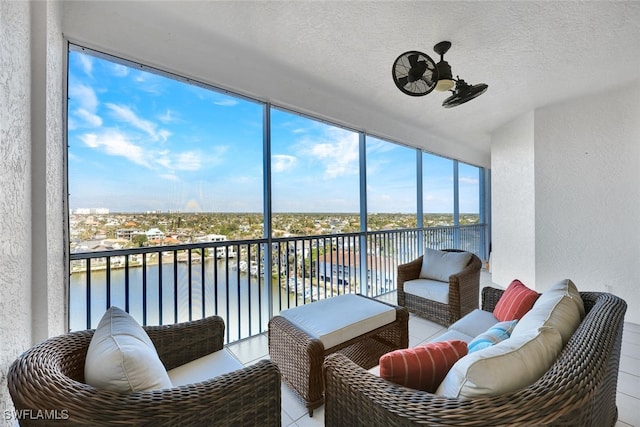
280, 383, 309, 422
617, 392, 640, 427
618, 371, 640, 398
226, 332, 269, 364
620, 354, 640, 377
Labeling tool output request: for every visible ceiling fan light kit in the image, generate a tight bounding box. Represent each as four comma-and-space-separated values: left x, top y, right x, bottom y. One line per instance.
392, 40, 488, 108
433, 41, 454, 92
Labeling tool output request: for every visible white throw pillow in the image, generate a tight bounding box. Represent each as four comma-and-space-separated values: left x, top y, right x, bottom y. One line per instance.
84, 306, 172, 392
436, 326, 563, 399
511, 292, 581, 346
544, 278, 585, 319
419, 248, 472, 282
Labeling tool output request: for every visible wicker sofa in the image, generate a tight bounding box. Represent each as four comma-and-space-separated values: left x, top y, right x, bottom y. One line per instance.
397, 249, 482, 326
8, 315, 281, 426
324, 287, 627, 426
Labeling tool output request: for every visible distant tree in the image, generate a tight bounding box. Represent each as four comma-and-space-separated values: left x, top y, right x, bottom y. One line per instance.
132, 234, 148, 247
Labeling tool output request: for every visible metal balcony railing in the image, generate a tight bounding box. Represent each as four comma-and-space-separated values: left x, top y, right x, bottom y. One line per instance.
69, 224, 485, 343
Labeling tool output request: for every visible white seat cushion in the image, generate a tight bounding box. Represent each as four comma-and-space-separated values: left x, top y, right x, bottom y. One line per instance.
419, 248, 472, 281
84, 306, 172, 392
404, 279, 449, 304
168, 348, 244, 387
368, 365, 381, 376
448, 309, 499, 338
279, 294, 396, 349
429, 329, 475, 344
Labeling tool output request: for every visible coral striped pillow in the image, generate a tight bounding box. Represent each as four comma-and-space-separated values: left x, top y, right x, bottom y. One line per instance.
379, 340, 468, 392
493, 279, 540, 321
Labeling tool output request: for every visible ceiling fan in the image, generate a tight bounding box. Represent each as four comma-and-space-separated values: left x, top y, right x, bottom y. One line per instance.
392, 41, 488, 108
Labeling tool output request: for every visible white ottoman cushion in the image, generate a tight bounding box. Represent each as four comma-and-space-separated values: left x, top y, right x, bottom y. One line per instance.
280, 294, 396, 349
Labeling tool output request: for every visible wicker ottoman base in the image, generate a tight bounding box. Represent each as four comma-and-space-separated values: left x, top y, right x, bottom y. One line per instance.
268, 296, 408, 416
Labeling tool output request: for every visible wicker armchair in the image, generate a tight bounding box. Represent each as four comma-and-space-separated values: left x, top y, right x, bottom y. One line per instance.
8, 316, 281, 426
324, 288, 626, 427
397, 249, 481, 326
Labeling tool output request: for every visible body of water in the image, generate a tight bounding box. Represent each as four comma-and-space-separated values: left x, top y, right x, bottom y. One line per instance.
69, 258, 304, 343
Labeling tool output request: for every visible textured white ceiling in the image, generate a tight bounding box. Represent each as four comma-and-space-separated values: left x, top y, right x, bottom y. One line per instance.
63, 1, 640, 166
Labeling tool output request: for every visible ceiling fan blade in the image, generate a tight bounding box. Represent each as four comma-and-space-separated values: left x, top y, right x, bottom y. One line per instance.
408, 54, 419, 68
397, 76, 409, 87
420, 66, 436, 82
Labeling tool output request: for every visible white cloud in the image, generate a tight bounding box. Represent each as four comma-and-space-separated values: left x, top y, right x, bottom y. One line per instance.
175, 151, 201, 171
106, 103, 161, 141
68, 84, 103, 129
80, 131, 151, 168
306, 129, 359, 178
111, 63, 129, 77
459, 176, 479, 185
158, 129, 172, 142
156, 150, 172, 169
75, 108, 103, 127
214, 98, 239, 107
79, 54, 93, 77
133, 71, 162, 95
69, 83, 98, 112
158, 109, 178, 124
272, 154, 297, 172
366, 138, 396, 154
154, 149, 203, 172
160, 173, 179, 181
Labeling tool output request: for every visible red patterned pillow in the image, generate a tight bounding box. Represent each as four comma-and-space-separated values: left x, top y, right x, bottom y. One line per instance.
379, 340, 468, 392
493, 279, 540, 321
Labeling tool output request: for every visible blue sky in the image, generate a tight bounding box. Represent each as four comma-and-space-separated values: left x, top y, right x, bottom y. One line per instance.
68, 48, 479, 214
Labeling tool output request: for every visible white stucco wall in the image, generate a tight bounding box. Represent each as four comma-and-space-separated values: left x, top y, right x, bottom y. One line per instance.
534, 82, 640, 321
1, 1, 65, 422
490, 112, 536, 287
1, 1, 33, 422
32, 0, 66, 343
491, 82, 640, 324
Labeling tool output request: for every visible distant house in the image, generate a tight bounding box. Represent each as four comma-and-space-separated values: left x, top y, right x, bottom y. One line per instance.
315, 250, 396, 293
148, 237, 181, 246
195, 234, 228, 243
146, 228, 165, 240
116, 228, 142, 240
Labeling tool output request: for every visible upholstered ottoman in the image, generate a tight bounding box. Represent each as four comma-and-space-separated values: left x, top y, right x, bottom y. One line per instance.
268, 294, 408, 415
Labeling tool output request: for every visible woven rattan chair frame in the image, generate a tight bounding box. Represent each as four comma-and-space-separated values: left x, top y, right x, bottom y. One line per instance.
397, 249, 482, 326
324, 287, 627, 427
268, 297, 409, 416
8, 315, 281, 426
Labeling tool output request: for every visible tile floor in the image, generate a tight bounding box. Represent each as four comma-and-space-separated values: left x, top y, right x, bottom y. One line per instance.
227, 272, 640, 427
